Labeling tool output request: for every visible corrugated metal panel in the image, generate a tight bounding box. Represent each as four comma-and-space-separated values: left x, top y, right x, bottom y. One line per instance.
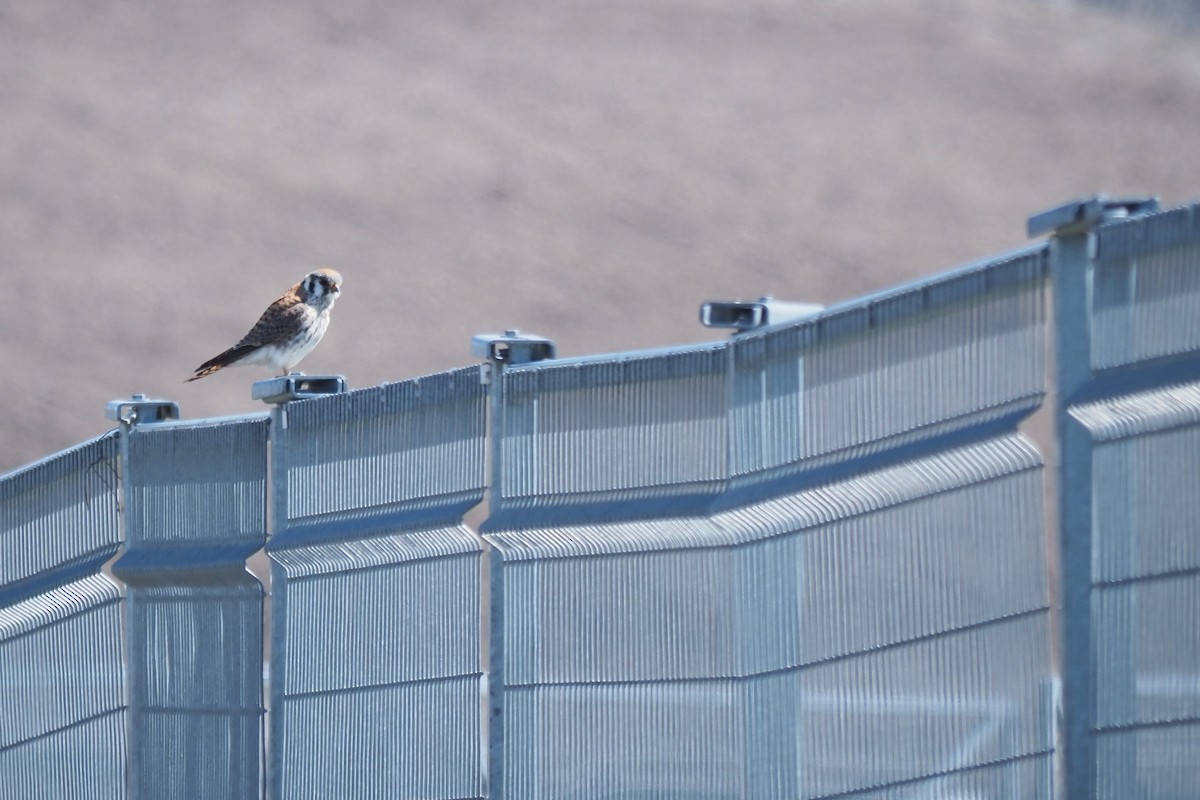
791, 614, 1053, 799
0, 574, 125, 800
728, 442, 1047, 669
1092, 203, 1200, 370
491, 436, 1050, 798
0, 432, 120, 591
125, 582, 263, 800
498, 344, 728, 504
115, 418, 268, 800
1094, 575, 1200, 729
1056, 200, 1200, 799
1096, 724, 1200, 800
268, 367, 487, 800
0, 433, 125, 798
492, 435, 1043, 682
731, 248, 1046, 476
0, 711, 127, 800
278, 674, 483, 800
1091, 424, 1200, 584
487, 246, 1051, 799
1070, 379, 1200, 442
503, 681, 743, 800
272, 537, 480, 695
123, 418, 268, 553
282, 367, 487, 521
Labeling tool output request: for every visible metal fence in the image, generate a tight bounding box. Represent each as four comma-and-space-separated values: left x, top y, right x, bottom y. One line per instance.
1, 195, 1197, 799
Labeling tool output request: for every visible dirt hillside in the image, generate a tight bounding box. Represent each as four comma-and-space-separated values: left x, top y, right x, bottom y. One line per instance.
2, 0, 1198, 472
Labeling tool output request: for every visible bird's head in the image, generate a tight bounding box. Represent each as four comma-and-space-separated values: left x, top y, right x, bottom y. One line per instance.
300, 268, 342, 310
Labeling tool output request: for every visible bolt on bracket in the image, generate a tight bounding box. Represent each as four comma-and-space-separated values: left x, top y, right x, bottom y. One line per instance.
105, 394, 181, 426
471, 329, 556, 366
252, 374, 348, 405
1026, 195, 1159, 239
700, 296, 825, 332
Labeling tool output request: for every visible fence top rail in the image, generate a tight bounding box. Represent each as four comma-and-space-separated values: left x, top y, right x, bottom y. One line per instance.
503, 244, 1047, 376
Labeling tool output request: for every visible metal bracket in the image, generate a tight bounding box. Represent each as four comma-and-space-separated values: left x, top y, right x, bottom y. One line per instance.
700, 296, 825, 332
471, 330, 556, 365
1026, 195, 1159, 239
105, 394, 181, 426
252, 374, 348, 405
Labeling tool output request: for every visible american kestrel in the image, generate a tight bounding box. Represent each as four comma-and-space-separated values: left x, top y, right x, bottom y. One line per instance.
186, 268, 342, 382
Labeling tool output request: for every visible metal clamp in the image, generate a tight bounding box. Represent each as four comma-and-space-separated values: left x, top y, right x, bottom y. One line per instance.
1026, 195, 1159, 239
700, 296, 825, 332
252, 374, 348, 405
471, 330, 556, 365
105, 394, 181, 426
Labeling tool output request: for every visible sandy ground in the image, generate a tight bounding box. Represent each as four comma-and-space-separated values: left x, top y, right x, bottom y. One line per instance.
1, 0, 1198, 473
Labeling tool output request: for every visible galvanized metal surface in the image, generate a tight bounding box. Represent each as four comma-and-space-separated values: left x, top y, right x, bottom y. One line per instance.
0, 432, 120, 595
0, 433, 124, 799
487, 242, 1054, 799
0, 574, 125, 800
114, 418, 269, 800
1054, 201, 1200, 800
730, 247, 1046, 478
1092, 205, 1200, 370
267, 368, 487, 800
494, 345, 729, 509
3, 198, 1200, 799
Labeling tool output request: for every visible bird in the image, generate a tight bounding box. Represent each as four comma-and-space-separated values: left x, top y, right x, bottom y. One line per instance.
186, 268, 342, 382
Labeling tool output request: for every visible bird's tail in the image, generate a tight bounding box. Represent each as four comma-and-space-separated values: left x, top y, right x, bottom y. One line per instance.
185, 363, 224, 382
185, 344, 256, 383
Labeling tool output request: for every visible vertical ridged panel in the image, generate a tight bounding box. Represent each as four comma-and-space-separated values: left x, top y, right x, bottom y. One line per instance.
499, 345, 727, 502
1090, 414, 1200, 584
791, 464, 1043, 664
124, 419, 268, 550
1057, 201, 1200, 799
803, 754, 1053, 800
274, 536, 480, 693
793, 616, 1053, 799
1094, 575, 1200, 729
117, 418, 268, 800
488, 248, 1050, 799
0, 712, 127, 800
0, 574, 125, 799
270, 368, 487, 800
1092, 204, 1200, 369
283, 368, 486, 521
1070, 381, 1200, 789
123, 578, 264, 800
0, 433, 124, 797
1096, 724, 1200, 800
272, 543, 484, 799
504, 681, 742, 800
501, 536, 739, 685
732, 249, 1046, 474
279, 674, 482, 800
0, 433, 119, 589
489, 434, 1051, 798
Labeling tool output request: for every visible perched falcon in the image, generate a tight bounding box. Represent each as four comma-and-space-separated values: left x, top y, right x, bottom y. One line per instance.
186, 269, 342, 382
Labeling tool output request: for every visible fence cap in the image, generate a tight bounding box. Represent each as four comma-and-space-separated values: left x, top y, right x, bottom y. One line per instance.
1026, 195, 1159, 238
105, 394, 181, 426
471, 330, 556, 365
700, 296, 825, 332
252, 374, 348, 405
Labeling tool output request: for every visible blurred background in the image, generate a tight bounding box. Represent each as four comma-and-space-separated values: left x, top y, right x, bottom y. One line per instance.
1, 0, 1198, 473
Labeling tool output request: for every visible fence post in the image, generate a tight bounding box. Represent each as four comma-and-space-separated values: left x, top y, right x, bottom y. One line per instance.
256, 375, 347, 800
1030, 196, 1159, 800
108, 394, 271, 799
472, 330, 556, 800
